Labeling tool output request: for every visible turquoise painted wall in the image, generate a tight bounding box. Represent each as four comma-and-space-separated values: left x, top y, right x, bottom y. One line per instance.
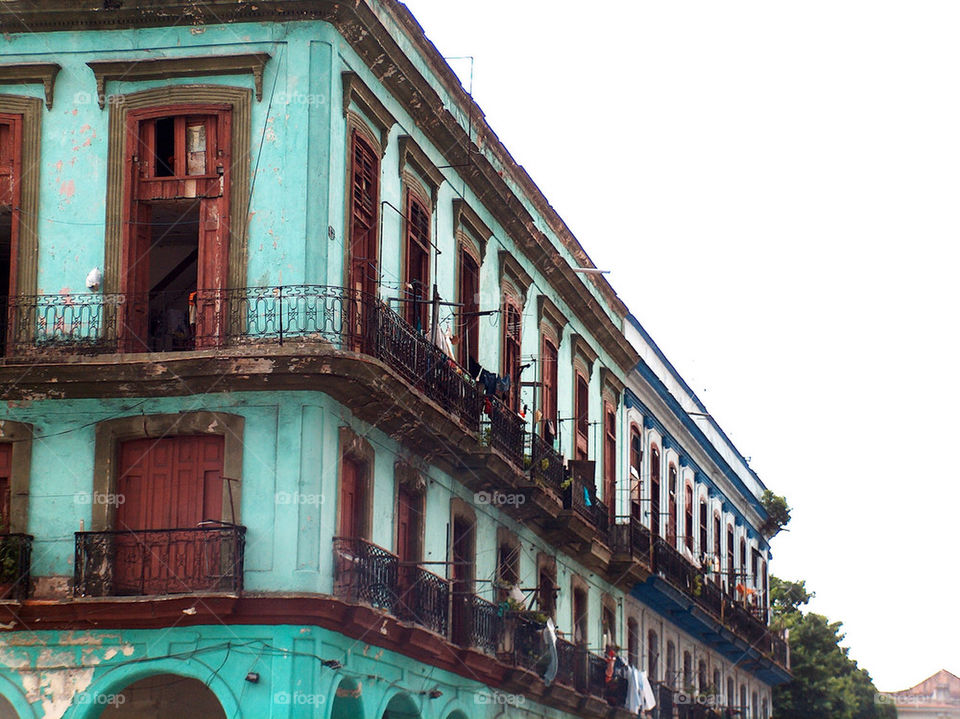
0, 623, 591, 719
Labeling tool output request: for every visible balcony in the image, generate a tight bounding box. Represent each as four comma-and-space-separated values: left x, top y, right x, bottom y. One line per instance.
633, 535, 790, 683
332, 537, 399, 614
452, 593, 502, 655
0, 533, 33, 600
397, 564, 450, 636
74, 523, 245, 597
2, 287, 542, 477
529, 432, 565, 491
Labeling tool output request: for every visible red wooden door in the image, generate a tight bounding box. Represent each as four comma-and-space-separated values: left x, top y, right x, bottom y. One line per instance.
396, 484, 418, 600
458, 250, 480, 373
122, 108, 231, 352
338, 457, 364, 539
114, 435, 224, 594
0, 115, 22, 355
347, 131, 380, 350
0, 443, 10, 533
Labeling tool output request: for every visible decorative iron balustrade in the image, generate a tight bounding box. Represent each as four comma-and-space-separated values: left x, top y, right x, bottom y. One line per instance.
631, 516, 653, 559
586, 650, 608, 697
771, 633, 789, 668
0, 533, 33, 600
74, 523, 245, 597
332, 537, 399, 614
562, 473, 609, 536
452, 593, 502, 654
529, 432, 565, 490
502, 612, 550, 673
653, 536, 700, 594
396, 564, 450, 636
480, 394, 525, 466
553, 638, 580, 689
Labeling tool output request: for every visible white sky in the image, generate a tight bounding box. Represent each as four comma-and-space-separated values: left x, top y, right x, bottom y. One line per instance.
401, 0, 960, 692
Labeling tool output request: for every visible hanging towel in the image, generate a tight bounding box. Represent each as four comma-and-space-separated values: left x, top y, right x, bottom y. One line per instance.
542, 618, 558, 686
639, 670, 657, 711
583, 485, 592, 507
625, 666, 642, 713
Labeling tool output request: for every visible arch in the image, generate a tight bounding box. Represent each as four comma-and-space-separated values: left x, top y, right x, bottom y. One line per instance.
96, 674, 226, 718
67, 662, 239, 719
437, 697, 471, 719
0, 673, 37, 719
377, 691, 421, 719
328, 676, 366, 719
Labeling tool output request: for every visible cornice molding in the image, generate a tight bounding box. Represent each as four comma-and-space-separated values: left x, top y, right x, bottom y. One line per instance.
570, 333, 598, 374
599, 366, 624, 398
0, 63, 60, 110
87, 53, 270, 109
498, 250, 532, 303
537, 295, 568, 337
452, 198, 491, 259
397, 135, 443, 205
342, 70, 395, 153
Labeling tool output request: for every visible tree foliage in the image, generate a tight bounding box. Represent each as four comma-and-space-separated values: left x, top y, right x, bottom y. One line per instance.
771, 577, 896, 719
759, 490, 792, 537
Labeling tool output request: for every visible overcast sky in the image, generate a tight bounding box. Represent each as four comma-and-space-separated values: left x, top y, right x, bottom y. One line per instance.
402, 0, 960, 692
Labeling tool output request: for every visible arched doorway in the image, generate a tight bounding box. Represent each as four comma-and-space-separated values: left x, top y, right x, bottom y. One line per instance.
96, 674, 226, 718
382, 693, 420, 719
0, 694, 16, 719
329, 677, 364, 719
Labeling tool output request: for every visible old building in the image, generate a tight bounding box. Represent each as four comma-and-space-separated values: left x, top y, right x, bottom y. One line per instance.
0, 1, 789, 717
886, 670, 960, 719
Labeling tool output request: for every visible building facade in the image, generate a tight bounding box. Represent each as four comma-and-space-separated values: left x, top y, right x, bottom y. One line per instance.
885, 670, 960, 719
0, 2, 789, 717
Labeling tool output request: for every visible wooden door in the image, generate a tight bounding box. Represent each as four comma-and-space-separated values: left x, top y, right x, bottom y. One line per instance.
0, 115, 22, 354
451, 517, 474, 645
396, 483, 419, 602
0, 443, 10, 533
458, 250, 480, 374
338, 456, 365, 540
347, 130, 379, 350
114, 435, 224, 594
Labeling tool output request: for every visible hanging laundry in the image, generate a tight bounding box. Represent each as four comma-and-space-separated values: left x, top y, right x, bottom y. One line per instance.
478, 369, 498, 396
542, 618, 558, 686
639, 670, 657, 711
625, 665, 642, 713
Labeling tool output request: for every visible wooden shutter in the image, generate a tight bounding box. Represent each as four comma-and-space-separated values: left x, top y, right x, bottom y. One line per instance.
404, 192, 431, 330
649, 446, 660, 537
349, 131, 379, 297
684, 484, 694, 552
0, 443, 11, 532
502, 302, 521, 410
458, 250, 480, 372
338, 456, 365, 539
575, 373, 589, 459
116, 435, 224, 531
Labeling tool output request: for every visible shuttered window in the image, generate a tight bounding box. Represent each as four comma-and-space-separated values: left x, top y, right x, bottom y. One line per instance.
574, 373, 589, 460
649, 445, 660, 537
349, 131, 379, 297
457, 250, 480, 372
541, 337, 558, 438
502, 301, 522, 410
404, 191, 431, 331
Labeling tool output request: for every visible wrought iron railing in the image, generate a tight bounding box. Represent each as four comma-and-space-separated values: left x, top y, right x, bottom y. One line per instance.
452, 593, 502, 654
586, 650, 608, 697
653, 536, 699, 594
529, 433, 565, 490
554, 637, 577, 687
0, 533, 32, 600
480, 395, 525, 466
396, 564, 450, 636
74, 523, 245, 597
772, 632, 789, 668
503, 612, 549, 673
3, 286, 520, 460
562, 473, 605, 531
332, 537, 399, 614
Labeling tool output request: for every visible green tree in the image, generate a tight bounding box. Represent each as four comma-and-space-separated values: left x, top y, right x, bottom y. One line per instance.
771, 577, 895, 719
